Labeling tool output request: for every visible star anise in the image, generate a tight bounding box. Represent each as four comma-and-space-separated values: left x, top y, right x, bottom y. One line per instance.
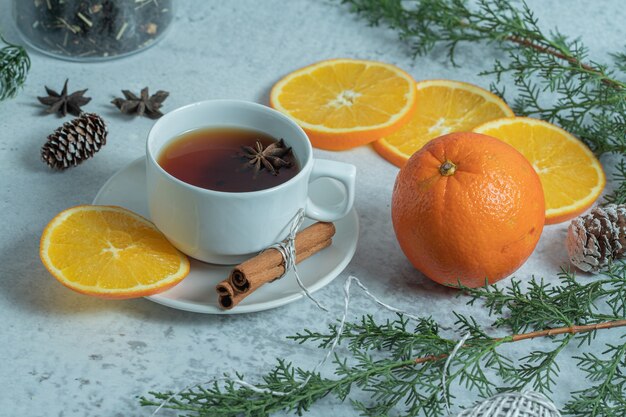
37, 79, 91, 117
111, 87, 169, 119
240, 139, 293, 177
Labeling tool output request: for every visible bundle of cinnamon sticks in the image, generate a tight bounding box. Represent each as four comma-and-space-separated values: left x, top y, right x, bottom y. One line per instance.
216, 222, 336, 309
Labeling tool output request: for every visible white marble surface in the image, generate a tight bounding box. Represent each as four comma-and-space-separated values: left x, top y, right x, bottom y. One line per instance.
0, 1, 625, 416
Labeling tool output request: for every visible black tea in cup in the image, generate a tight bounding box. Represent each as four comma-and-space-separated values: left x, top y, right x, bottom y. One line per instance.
158, 128, 300, 193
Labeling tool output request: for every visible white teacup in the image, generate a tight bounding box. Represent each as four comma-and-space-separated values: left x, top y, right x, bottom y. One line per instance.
146, 100, 356, 264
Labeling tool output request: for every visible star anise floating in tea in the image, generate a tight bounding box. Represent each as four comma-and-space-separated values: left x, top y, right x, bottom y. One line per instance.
240, 139, 293, 178
37, 79, 92, 117
111, 87, 169, 119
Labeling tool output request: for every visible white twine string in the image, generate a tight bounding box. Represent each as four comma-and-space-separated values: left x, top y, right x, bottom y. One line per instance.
455, 390, 562, 417
442, 332, 472, 414
151, 273, 560, 417
440, 333, 561, 417
151, 212, 338, 415
265, 209, 328, 312
151, 274, 424, 416
151, 211, 560, 417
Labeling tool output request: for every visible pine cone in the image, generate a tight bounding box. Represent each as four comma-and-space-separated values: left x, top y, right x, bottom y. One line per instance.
567, 204, 626, 273
41, 113, 107, 170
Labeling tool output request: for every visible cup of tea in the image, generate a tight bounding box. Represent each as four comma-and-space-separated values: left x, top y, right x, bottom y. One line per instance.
146, 100, 356, 264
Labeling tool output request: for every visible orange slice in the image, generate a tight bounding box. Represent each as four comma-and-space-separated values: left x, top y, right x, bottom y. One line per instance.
40, 205, 190, 299
270, 58, 417, 151
373, 79, 514, 167
473, 117, 605, 224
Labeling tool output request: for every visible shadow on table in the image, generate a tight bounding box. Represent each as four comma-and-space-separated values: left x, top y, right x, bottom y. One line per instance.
0, 230, 271, 327
0, 232, 109, 315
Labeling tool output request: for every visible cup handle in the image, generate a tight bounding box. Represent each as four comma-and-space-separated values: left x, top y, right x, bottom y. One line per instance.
305, 159, 356, 222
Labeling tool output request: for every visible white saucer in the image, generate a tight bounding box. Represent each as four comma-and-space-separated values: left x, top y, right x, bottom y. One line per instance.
93, 157, 359, 314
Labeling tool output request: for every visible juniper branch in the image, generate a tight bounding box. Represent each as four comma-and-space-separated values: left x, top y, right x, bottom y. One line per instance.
142, 266, 626, 417
140, 316, 626, 417
0, 33, 30, 101
409, 320, 626, 366
564, 341, 626, 417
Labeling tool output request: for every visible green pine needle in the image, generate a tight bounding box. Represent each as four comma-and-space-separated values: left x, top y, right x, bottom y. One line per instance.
606, 160, 626, 205
0, 33, 30, 101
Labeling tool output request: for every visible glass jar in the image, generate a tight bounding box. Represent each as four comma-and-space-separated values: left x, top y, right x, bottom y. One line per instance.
13, 0, 173, 61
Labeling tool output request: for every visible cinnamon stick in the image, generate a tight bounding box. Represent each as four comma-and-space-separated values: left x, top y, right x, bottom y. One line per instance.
216, 222, 336, 310
216, 281, 236, 309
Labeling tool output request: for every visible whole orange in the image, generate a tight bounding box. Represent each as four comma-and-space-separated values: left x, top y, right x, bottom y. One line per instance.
391, 132, 545, 288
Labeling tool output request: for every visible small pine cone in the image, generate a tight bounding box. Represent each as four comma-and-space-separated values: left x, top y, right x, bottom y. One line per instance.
567, 204, 626, 273
41, 113, 108, 170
